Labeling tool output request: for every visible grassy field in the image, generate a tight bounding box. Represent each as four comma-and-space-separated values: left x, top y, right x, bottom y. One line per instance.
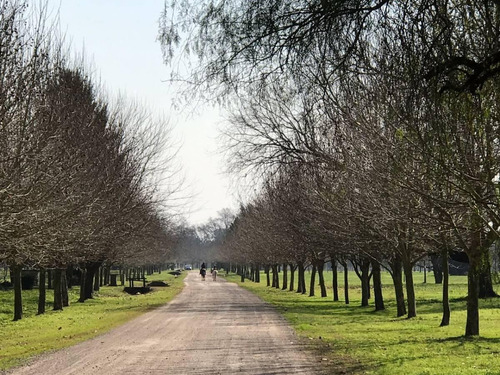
226, 270, 500, 375
0, 271, 187, 371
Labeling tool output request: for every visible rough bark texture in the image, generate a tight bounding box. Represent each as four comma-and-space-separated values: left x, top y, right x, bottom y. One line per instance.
38, 269, 46, 315
289, 264, 295, 291
372, 260, 385, 311
265, 266, 270, 287
317, 260, 327, 298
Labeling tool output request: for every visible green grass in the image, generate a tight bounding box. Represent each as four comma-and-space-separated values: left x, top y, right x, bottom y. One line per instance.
226, 270, 500, 375
0, 271, 186, 370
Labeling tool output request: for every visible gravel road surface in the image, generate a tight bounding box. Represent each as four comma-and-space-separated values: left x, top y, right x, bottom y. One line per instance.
8, 271, 326, 374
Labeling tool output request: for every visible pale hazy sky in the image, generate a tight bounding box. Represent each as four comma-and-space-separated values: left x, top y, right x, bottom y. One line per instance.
47, 0, 238, 225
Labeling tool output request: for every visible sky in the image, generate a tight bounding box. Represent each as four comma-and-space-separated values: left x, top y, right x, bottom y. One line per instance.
46, 0, 238, 226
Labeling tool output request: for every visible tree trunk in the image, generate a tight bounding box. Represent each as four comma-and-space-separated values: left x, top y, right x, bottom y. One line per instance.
360, 259, 370, 307
403, 260, 417, 318
423, 260, 427, 284
12, 265, 23, 321
430, 253, 443, 284
53, 269, 63, 311
66, 266, 74, 289
47, 269, 53, 290
297, 262, 306, 294
289, 264, 295, 291
62, 269, 69, 307
79, 268, 86, 303
38, 268, 46, 315
317, 261, 327, 297
255, 264, 260, 283
403, 258, 417, 318
343, 262, 349, 304
440, 248, 450, 327
372, 260, 385, 311
265, 265, 270, 286
332, 257, 339, 302
282, 263, 288, 290
84, 263, 99, 300
273, 265, 280, 289
94, 267, 100, 292
478, 247, 498, 298
309, 264, 316, 297
390, 256, 406, 317
465, 252, 480, 336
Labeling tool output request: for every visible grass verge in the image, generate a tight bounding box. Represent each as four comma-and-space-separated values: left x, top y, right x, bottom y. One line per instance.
226, 271, 500, 375
0, 271, 186, 371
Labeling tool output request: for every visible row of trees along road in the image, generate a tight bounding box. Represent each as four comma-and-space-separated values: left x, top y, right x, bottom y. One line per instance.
160, 0, 500, 336
0, 1, 181, 321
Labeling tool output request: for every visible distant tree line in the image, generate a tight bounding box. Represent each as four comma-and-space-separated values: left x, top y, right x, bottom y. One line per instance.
0, 0, 181, 321
160, 0, 500, 336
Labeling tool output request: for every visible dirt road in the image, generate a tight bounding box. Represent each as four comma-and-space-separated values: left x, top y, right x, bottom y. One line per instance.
9, 272, 326, 374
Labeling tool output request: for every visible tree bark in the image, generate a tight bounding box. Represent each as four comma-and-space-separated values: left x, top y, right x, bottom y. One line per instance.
79, 268, 86, 303
317, 260, 327, 297
93, 266, 100, 292
297, 262, 306, 294
430, 253, 443, 284
372, 260, 385, 311
478, 248, 498, 298
66, 266, 74, 289
282, 263, 288, 290
390, 256, 406, 317
343, 262, 349, 304
289, 264, 295, 291
47, 269, 53, 290
12, 265, 23, 321
332, 257, 339, 301
53, 269, 63, 311
465, 253, 480, 336
440, 248, 450, 326
62, 269, 69, 307
265, 265, 270, 286
360, 259, 370, 307
403, 258, 417, 318
38, 268, 46, 315
84, 263, 99, 300
309, 264, 316, 297
273, 264, 280, 289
